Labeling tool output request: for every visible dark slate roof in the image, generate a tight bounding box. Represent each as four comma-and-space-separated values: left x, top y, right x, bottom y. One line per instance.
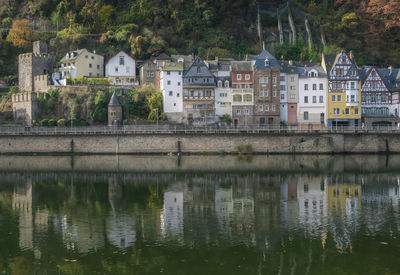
155, 53, 171, 60
108, 92, 121, 106
253, 49, 279, 70
322, 53, 336, 73
231, 61, 252, 72
359, 66, 400, 91
280, 60, 314, 74
183, 57, 215, 78
216, 76, 232, 87
297, 66, 327, 78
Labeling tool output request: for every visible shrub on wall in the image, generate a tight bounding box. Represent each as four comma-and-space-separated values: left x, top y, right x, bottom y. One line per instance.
57, 118, 67, 127
40, 119, 49, 126
48, 119, 57, 126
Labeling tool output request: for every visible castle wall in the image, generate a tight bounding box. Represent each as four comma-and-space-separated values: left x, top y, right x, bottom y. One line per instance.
11, 92, 41, 126
19, 54, 33, 92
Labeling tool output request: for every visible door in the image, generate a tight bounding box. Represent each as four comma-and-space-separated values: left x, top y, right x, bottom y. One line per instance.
234, 119, 238, 129
260, 117, 265, 126
268, 117, 274, 126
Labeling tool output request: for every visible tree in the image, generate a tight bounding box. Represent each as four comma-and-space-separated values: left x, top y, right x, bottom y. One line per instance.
6, 19, 38, 49
146, 91, 164, 121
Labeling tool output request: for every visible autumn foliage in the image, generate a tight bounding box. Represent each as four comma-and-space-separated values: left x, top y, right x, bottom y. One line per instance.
6, 19, 39, 49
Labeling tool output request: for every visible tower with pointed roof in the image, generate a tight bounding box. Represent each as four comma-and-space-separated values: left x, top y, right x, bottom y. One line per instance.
182, 57, 216, 126
108, 92, 123, 126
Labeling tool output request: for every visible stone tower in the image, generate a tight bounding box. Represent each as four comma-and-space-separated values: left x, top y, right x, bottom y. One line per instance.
18, 41, 50, 92
108, 92, 123, 126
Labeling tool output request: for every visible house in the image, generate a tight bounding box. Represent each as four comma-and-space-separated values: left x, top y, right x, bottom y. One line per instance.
139, 60, 156, 86
323, 50, 361, 127
183, 57, 216, 126
360, 66, 400, 126
206, 57, 233, 77
105, 51, 138, 86
215, 76, 232, 118
231, 61, 254, 128
252, 49, 281, 126
281, 61, 299, 124
53, 49, 104, 85
160, 62, 184, 123
297, 66, 328, 128
279, 69, 288, 123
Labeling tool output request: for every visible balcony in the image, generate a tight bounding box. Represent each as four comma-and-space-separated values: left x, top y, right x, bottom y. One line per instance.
231, 88, 253, 94
346, 101, 359, 107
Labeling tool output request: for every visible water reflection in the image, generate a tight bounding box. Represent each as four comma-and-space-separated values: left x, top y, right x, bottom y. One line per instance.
0, 157, 399, 274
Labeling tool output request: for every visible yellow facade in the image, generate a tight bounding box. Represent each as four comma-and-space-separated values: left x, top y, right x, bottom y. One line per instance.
327, 184, 361, 213
327, 83, 361, 121
60, 49, 104, 78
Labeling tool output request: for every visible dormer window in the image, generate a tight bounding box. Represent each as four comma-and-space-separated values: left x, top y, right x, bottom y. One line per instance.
218, 81, 222, 87
119, 56, 125, 65
197, 66, 201, 73
265, 58, 269, 67
225, 80, 229, 87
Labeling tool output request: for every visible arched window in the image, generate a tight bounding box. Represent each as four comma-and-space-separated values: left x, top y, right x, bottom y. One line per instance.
233, 94, 242, 102
218, 81, 222, 87
225, 80, 229, 87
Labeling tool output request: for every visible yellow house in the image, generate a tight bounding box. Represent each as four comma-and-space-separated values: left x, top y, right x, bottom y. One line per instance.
327, 183, 361, 214
57, 49, 104, 80
322, 51, 361, 127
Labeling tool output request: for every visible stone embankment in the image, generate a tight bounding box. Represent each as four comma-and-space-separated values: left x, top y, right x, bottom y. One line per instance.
0, 132, 399, 154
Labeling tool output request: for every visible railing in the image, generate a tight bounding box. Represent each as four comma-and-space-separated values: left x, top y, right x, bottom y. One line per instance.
0, 125, 400, 135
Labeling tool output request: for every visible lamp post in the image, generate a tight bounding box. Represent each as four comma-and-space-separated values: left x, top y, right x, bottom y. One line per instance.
156, 108, 158, 129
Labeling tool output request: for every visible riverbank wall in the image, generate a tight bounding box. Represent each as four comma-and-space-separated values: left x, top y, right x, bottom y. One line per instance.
0, 132, 399, 154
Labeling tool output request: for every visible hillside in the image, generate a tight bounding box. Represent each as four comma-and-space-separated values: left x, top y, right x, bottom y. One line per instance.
0, 0, 399, 80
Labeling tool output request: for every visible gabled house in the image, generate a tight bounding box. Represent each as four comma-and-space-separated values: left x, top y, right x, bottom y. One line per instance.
252, 49, 281, 126
323, 50, 361, 127
105, 51, 138, 86
139, 60, 156, 87
183, 57, 216, 126
53, 49, 104, 85
160, 62, 184, 123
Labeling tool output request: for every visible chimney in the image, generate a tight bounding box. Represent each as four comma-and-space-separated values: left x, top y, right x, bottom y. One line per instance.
349, 50, 354, 61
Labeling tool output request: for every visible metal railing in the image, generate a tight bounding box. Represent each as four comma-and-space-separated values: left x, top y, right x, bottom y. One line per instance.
0, 124, 399, 135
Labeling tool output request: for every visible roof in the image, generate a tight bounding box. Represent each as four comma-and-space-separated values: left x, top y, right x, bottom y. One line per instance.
60, 49, 87, 63
359, 66, 400, 91
231, 61, 252, 72
297, 66, 327, 78
280, 60, 314, 74
162, 62, 183, 71
321, 53, 336, 73
253, 49, 280, 70
106, 50, 135, 65
155, 53, 171, 60
108, 92, 122, 106
183, 57, 215, 78
171, 54, 194, 63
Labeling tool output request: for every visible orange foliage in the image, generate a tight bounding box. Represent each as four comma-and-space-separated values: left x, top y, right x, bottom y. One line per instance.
6, 19, 39, 49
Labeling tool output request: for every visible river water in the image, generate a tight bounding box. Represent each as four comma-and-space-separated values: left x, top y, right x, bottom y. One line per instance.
0, 155, 399, 274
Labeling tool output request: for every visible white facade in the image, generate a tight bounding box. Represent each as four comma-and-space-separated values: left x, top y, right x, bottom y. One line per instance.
160, 64, 183, 122
105, 51, 137, 86
280, 72, 288, 122
215, 79, 232, 117
162, 185, 184, 240
298, 68, 328, 125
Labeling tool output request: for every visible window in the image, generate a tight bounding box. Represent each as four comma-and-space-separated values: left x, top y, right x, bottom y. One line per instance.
355, 108, 359, 115
319, 96, 323, 103
97, 65, 100, 69
281, 94, 285, 100
290, 76, 295, 82
259, 105, 263, 111
236, 109, 241, 115
115, 67, 118, 72
178, 82, 181, 86
280, 85, 286, 91
280, 76, 285, 81
273, 90, 277, 97
97, 73, 100, 77
218, 81, 222, 87
313, 96, 317, 103
319, 83, 323, 90
233, 95, 242, 102
167, 71, 171, 75
262, 90, 268, 97
119, 56, 125, 65
272, 104, 276, 111
89, 72, 92, 76
89, 63, 92, 68
245, 109, 250, 115
243, 94, 252, 102
313, 84, 317, 90
351, 95, 355, 102
260, 77, 268, 83
304, 96, 308, 103
173, 103, 176, 106
85, 55, 88, 59
225, 81, 229, 87
334, 108, 340, 115
304, 111, 309, 120
169, 91, 173, 96
290, 85, 295, 90
332, 95, 336, 102
167, 80, 171, 85
245, 74, 250, 80
273, 76, 277, 83
304, 84, 308, 90
351, 82, 355, 89
237, 74, 242, 80
265, 104, 269, 112
345, 108, 350, 115
197, 66, 201, 73
91, 56, 94, 60
338, 95, 342, 102
177, 93, 180, 97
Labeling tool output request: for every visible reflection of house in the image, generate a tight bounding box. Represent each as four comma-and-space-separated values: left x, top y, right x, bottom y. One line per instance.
297, 178, 328, 236
215, 184, 233, 237
232, 180, 254, 236
105, 51, 138, 86
13, 179, 33, 251
162, 183, 184, 240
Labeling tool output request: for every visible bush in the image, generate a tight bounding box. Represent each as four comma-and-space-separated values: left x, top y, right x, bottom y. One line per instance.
123, 119, 129, 125
79, 120, 87, 126
57, 119, 67, 127
40, 119, 49, 127
48, 119, 57, 126
235, 144, 253, 155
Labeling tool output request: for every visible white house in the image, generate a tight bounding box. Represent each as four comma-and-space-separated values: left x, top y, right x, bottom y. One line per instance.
297, 66, 328, 126
280, 71, 288, 122
215, 76, 232, 117
160, 62, 184, 123
105, 51, 137, 86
